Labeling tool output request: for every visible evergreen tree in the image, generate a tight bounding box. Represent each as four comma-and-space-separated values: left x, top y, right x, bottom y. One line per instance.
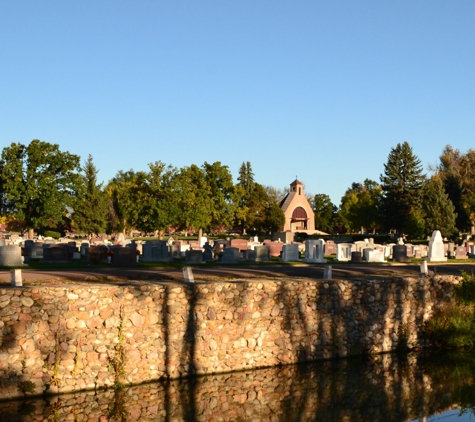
237, 161, 254, 197
72, 154, 108, 237
422, 176, 457, 238
380, 142, 426, 235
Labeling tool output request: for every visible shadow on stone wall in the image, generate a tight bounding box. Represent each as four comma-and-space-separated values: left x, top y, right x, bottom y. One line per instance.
0, 352, 473, 421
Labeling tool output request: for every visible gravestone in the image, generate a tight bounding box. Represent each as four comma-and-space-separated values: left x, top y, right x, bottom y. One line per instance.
455, 246, 467, 259
230, 239, 249, 252
281, 244, 300, 262
183, 267, 195, 283
110, 246, 138, 266
303, 239, 326, 263
0, 245, 23, 266
88, 245, 108, 263
420, 260, 428, 275
352, 241, 367, 253
427, 230, 447, 262
188, 241, 201, 250
324, 240, 337, 255
169, 244, 181, 259
392, 245, 411, 262
199, 236, 208, 248
447, 242, 455, 258
253, 245, 271, 262
351, 251, 362, 262
42, 244, 70, 262
323, 265, 332, 279
141, 240, 169, 262
273, 231, 294, 244
364, 248, 386, 262
268, 242, 284, 257
185, 250, 204, 264
80, 242, 89, 257
335, 243, 352, 262
203, 243, 214, 262
221, 247, 240, 264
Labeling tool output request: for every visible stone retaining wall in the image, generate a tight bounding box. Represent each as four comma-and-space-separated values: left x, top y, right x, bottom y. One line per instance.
0, 275, 458, 399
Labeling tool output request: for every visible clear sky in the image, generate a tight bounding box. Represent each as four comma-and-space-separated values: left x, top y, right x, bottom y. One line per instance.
1, 1, 474, 205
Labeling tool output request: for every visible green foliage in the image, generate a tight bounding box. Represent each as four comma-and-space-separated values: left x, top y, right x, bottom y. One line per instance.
108, 307, 127, 388
337, 179, 382, 233
313, 193, 336, 233
43, 230, 61, 239
423, 302, 475, 348
17, 380, 35, 396
380, 142, 426, 234
202, 161, 242, 230
171, 164, 212, 232
423, 271, 475, 348
422, 176, 457, 238
73, 154, 108, 236
437, 145, 475, 232
0, 140, 81, 236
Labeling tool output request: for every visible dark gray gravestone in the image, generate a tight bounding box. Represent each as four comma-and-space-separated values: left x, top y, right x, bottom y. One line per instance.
221, 247, 239, 264
110, 246, 138, 266
42, 244, 70, 262
185, 250, 203, 264
351, 251, 362, 263
254, 245, 271, 262
0, 245, 23, 266
203, 243, 214, 262
88, 245, 108, 263
392, 245, 411, 262
281, 244, 300, 261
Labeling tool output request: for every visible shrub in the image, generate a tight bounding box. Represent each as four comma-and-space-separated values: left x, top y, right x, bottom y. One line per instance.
43, 230, 61, 239
423, 302, 475, 348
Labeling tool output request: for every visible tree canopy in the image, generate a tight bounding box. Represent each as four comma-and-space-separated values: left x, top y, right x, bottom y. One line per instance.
72, 154, 108, 237
0, 139, 81, 238
380, 142, 426, 235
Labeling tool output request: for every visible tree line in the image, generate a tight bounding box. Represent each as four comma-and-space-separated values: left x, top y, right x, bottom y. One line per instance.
0, 139, 472, 240
315, 142, 473, 239
0, 140, 285, 238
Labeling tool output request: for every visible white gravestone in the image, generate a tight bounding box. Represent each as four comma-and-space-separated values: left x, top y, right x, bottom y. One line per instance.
427, 230, 447, 262
303, 239, 326, 263
335, 243, 352, 262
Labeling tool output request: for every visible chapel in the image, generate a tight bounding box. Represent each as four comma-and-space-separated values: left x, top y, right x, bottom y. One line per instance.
279, 179, 316, 233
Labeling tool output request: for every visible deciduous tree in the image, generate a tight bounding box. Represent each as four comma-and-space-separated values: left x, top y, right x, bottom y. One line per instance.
0, 139, 81, 239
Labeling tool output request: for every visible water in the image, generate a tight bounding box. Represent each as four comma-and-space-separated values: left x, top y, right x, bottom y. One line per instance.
1, 351, 474, 421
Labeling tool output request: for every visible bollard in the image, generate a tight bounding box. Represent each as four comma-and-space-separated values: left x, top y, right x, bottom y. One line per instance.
323, 265, 332, 280
420, 260, 428, 276
183, 267, 195, 283
11, 269, 23, 286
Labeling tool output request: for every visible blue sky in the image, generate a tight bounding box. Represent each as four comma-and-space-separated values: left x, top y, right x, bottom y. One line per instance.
1, 1, 474, 204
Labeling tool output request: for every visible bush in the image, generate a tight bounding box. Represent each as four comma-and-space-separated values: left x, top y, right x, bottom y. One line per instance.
43, 230, 61, 239
423, 302, 475, 348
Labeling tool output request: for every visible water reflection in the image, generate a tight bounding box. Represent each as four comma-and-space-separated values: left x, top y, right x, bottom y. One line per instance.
1, 351, 474, 421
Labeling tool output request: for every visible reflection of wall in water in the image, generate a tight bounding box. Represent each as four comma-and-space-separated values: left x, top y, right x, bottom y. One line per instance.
0, 354, 463, 421
0, 276, 456, 399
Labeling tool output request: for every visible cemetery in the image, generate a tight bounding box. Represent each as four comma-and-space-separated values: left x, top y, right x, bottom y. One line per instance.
0, 229, 473, 271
